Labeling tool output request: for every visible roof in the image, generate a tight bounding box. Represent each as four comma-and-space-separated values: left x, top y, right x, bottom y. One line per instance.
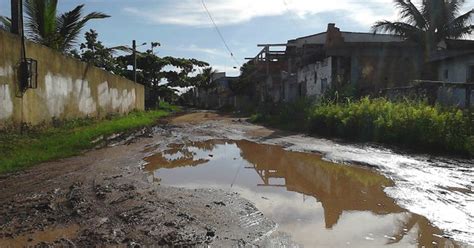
288, 31, 404, 46
445, 39, 474, 49
429, 49, 474, 62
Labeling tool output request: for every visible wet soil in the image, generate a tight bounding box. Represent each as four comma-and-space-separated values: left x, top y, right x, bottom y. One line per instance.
0, 113, 279, 247
144, 139, 459, 248
0, 110, 472, 247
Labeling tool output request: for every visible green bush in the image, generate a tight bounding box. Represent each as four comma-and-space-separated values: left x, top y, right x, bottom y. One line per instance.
158, 101, 180, 112
253, 98, 313, 131
254, 97, 473, 156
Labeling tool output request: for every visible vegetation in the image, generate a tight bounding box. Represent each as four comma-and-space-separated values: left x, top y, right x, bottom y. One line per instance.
0, 16, 10, 31
252, 97, 474, 156
372, 0, 473, 57
71, 29, 129, 73
231, 61, 258, 96
70, 29, 211, 105
1, 0, 110, 52
1, 1, 214, 105
0, 108, 177, 173
194, 67, 218, 91
25, 0, 109, 52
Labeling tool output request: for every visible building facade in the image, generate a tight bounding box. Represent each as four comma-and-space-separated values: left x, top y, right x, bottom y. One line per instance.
246, 23, 425, 103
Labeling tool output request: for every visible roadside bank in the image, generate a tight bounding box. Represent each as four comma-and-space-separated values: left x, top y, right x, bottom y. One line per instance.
251, 98, 474, 157
0, 108, 175, 173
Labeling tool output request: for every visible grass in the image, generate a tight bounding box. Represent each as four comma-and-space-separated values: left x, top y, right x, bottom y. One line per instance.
251, 97, 474, 157
0, 108, 176, 173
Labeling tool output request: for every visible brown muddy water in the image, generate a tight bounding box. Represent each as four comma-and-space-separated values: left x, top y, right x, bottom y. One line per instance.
144, 139, 461, 248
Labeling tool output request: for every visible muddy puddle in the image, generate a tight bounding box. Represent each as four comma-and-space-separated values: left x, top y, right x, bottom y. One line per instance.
144, 139, 462, 248
0, 224, 79, 247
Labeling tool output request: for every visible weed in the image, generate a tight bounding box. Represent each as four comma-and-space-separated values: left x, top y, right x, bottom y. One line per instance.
0, 108, 175, 173
253, 97, 473, 156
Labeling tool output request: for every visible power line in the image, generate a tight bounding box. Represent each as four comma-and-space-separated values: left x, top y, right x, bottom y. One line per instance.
201, 0, 241, 68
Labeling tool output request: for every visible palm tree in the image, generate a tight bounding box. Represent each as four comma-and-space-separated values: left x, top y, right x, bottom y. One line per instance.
199, 67, 218, 90
1, 0, 109, 52
372, 0, 473, 57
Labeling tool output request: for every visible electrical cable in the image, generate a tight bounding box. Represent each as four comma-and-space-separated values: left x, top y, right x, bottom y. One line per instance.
201, 0, 241, 68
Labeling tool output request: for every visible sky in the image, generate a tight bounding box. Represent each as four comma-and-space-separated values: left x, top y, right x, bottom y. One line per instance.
1, 0, 473, 76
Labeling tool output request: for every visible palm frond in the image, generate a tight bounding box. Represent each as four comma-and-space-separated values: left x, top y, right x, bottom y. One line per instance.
443, 9, 474, 38
446, 0, 465, 21
55, 5, 109, 52
393, 0, 427, 29
372, 20, 421, 39
56, 5, 84, 51
0, 16, 11, 31
24, 0, 58, 44
23, 0, 109, 52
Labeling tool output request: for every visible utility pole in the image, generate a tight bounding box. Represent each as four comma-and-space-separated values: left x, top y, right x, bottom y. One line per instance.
11, 0, 22, 35
132, 40, 137, 83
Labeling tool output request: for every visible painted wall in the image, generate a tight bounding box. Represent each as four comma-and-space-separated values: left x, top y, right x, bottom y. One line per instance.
437, 55, 474, 83
0, 30, 144, 127
349, 51, 422, 93
435, 55, 474, 108
297, 57, 332, 99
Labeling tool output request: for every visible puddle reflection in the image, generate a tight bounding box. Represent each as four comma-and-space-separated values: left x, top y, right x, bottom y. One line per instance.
145, 140, 460, 247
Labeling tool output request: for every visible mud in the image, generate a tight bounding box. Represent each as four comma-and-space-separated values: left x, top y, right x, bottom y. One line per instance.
0, 113, 280, 247
144, 139, 460, 247
0, 110, 472, 247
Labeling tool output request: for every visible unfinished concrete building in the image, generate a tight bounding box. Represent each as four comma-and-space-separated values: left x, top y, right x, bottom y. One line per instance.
246, 23, 424, 102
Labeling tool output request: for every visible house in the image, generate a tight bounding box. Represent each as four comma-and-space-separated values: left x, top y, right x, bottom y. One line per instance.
213, 73, 239, 108
426, 42, 474, 107
193, 72, 238, 109
430, 40, 474, 83
246, 23, 425, 102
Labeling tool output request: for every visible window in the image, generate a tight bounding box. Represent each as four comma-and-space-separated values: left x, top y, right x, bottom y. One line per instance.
321, 78, 328, 93
444, 69, 449, 80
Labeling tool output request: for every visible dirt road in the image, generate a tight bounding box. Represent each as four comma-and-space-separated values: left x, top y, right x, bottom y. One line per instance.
0, 111, 472, 247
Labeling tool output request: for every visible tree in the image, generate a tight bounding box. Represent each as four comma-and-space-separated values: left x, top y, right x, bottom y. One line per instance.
115, 51, 209, 107
231, 61, 258, 96
116, 52, 209, 88
72, 29, 128, 74
195, 67, 218, 91
1, 0, 110, 52
372, 0, 473, 57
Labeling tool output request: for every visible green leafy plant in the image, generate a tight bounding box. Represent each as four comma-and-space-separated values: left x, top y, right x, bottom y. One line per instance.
253, 97, 473, 156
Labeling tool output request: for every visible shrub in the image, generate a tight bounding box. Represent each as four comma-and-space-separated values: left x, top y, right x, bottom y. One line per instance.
254, 97, 473, 156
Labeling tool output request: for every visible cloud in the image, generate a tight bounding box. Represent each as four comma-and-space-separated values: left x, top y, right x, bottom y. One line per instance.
178, 44, 227, 57
123, 0, 397, 27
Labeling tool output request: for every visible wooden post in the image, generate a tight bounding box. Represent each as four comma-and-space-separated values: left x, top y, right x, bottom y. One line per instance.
10, 0, 22, 35
132, 40, 137, 83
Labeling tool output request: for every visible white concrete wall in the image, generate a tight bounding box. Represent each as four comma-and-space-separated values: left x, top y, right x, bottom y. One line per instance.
97, 81, 137, 114
0, 30, 144, 127
0, 65, 14, 121
297, 57, 332, 98
437, 55, 474, 83
42, 73, 137, 118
